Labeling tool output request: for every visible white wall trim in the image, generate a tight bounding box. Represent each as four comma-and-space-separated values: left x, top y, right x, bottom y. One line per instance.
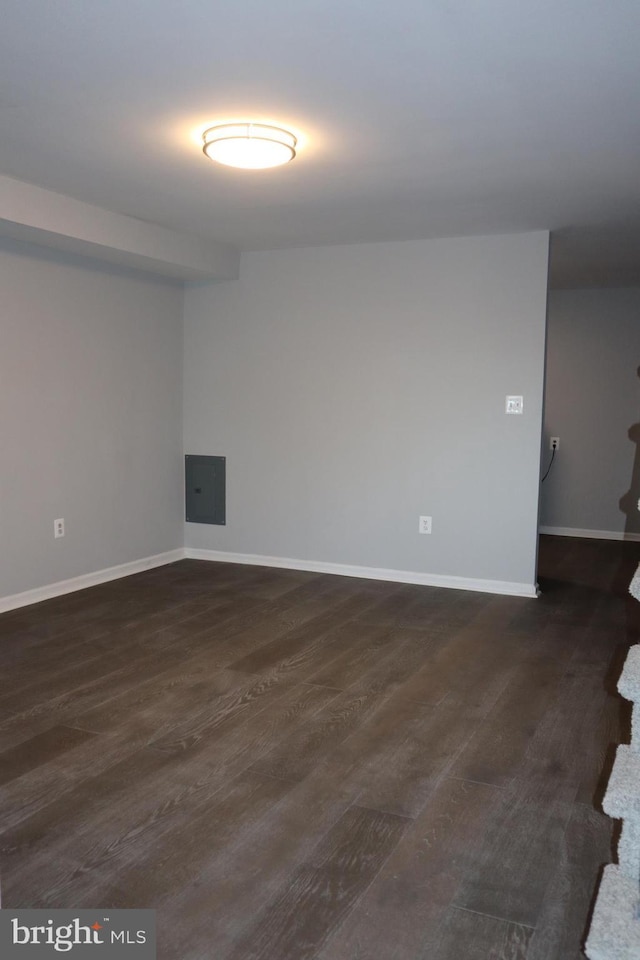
0, 549, 185, 614
185, 548, 538, 599
539, 526, 640, 543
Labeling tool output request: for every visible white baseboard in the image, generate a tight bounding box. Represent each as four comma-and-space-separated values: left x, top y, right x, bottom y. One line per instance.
0, 549, 185, 614
0, 543, 541, 615
184, 548, 538, 599
539, 526, 640, 543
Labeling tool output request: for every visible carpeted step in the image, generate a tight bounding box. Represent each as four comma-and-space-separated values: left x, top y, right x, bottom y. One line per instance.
585, 864, 640, 960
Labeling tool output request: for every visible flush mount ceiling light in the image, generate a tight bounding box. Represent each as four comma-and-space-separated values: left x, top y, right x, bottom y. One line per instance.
202, 122, 297, 169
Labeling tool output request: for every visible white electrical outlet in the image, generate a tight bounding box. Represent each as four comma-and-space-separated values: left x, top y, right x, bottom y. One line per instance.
419, 516, 432, 535
550, 437, 560, 451
54, 518, 65, 539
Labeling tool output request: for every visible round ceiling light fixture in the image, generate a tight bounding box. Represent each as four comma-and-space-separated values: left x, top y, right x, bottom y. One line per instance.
202, 122, 297, 170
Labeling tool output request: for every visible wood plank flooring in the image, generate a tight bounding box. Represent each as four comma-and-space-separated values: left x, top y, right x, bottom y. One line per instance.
1, 535, 639, 960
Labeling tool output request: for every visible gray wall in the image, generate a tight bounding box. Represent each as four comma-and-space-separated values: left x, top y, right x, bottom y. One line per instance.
183, 232, 549, 590
0, 238, 184, 599
541, 288, 640, 537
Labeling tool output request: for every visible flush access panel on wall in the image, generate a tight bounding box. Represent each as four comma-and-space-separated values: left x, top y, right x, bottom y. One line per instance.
185, 455, 226, 525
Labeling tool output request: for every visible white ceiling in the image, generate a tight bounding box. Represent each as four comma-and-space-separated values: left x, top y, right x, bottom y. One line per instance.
2, 0, 640, 287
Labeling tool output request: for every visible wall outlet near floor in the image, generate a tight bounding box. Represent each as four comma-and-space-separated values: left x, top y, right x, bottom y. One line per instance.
550, 437, 560, 451
419, 515, 432, 535
54, 518, 65, 539
505, 395, 524, 414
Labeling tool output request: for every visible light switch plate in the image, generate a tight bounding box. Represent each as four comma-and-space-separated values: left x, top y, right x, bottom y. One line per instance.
505, 395, 524, 415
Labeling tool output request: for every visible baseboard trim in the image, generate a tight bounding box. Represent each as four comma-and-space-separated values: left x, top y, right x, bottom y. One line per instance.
539, 526, 640, 543
0, 549, 185, 614
184, 548, 538, 598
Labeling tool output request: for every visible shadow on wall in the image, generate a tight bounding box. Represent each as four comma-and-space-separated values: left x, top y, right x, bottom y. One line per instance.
619, 367, 640, 538
615, 366, 640, 644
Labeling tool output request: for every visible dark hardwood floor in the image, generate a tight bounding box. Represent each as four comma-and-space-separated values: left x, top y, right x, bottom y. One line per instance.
1, 535, 639, 959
